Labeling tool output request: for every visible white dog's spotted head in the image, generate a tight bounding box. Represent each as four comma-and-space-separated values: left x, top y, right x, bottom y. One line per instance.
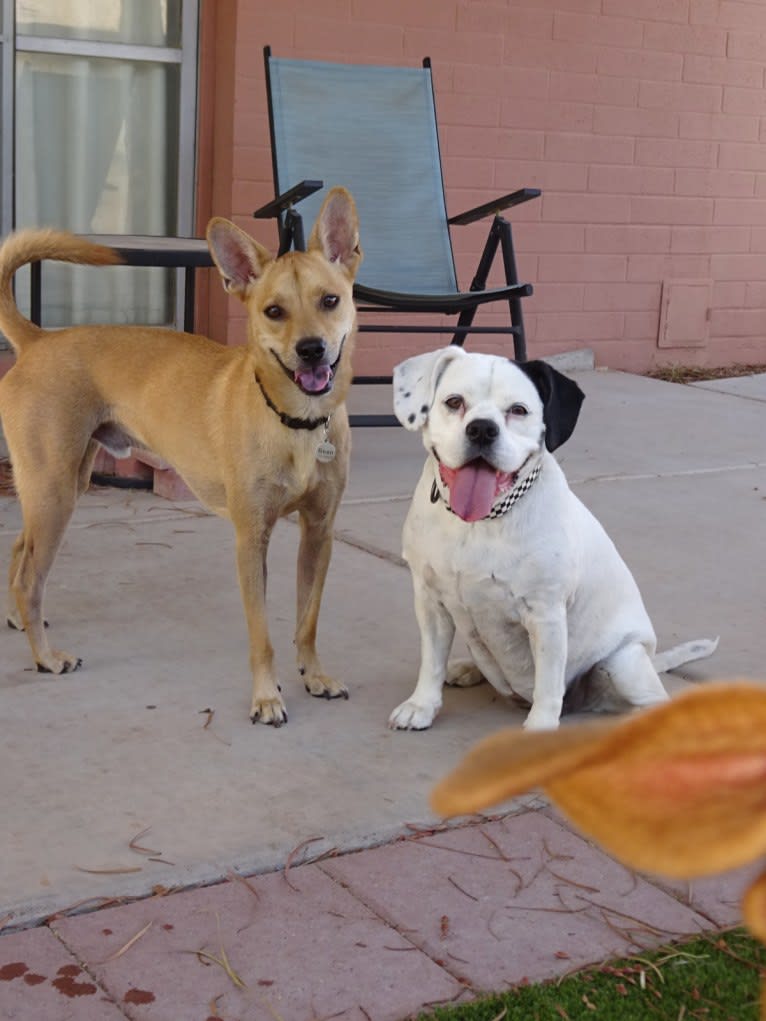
393, 347, 584, 522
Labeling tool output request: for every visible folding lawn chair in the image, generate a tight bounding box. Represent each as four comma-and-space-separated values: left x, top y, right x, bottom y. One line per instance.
255, 48, 540, 426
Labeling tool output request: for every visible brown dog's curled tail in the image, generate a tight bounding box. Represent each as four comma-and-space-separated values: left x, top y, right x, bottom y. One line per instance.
0, 229, 123, 353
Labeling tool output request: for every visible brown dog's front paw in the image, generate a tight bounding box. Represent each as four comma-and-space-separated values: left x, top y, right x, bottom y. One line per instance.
250, 694, 288, 727
36, 650, 82, 675
304, 674, 349, 700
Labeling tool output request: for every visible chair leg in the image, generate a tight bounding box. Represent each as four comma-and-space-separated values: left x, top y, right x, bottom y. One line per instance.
450, 216, 529, 361
497, 216, 527, 362
449, 220, 501, 346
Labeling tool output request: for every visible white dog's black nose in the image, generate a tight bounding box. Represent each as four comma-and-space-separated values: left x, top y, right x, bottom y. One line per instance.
466, 418, 499, 447
296, 337, 326, 364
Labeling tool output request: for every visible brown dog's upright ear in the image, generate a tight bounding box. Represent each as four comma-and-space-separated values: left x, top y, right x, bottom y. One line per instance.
308, 187, 362, 279
206, 218, 274, 302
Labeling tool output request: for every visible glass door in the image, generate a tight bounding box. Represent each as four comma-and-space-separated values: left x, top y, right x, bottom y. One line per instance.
3, 0, 198, 330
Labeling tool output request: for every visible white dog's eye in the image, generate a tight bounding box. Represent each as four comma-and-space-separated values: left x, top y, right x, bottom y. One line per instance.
509, 403, 529, 417
321, 294, 339, 310
264, 304, 284, 320
444, 395, 464, 411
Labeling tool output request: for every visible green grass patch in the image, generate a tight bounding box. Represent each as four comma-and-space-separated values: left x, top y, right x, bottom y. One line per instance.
418, 928, 765, 1020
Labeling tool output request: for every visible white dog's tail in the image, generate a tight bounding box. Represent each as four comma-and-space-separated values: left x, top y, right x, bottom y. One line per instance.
653, 636, 719, 673
565, 636, 720, 716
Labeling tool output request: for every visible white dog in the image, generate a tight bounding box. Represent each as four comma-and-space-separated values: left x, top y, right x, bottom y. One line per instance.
389, 347, 717, 731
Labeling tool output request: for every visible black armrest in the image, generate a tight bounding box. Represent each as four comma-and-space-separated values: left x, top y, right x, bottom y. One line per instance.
253, 180, 324, 219
448, 187, 541, 227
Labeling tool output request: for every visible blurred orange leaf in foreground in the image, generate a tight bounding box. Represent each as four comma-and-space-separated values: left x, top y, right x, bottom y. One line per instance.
431, 681, 766, 949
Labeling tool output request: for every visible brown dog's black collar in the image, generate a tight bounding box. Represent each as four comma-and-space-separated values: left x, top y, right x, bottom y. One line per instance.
254, 374, 330, 431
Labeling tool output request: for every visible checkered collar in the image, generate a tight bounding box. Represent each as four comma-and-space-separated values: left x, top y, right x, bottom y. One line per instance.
430, 460, 542, 521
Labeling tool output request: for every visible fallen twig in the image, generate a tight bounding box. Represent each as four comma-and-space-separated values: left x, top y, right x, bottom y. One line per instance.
545, 866, 601, 893
447, 875, 479, 901
199, 707, 232, 746
412, 839, 508, 862
96, 921, 153, 964
227, 870, 260, 902
284, 836, 324, 891
75, 865, 143, 875
187, 948, 247, 989
129, 826, 161, 856
479, 828, 509, 861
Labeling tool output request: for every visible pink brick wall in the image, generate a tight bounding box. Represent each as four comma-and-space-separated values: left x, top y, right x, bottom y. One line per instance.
200, 0, 766, 373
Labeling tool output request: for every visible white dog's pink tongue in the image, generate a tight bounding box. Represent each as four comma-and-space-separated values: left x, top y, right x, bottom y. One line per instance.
440, 461, 498, 522
296, 365, 331, 393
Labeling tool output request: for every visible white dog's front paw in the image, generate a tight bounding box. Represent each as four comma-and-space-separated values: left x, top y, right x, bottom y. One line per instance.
523, 707, 561, 731
388, 698, 440, 731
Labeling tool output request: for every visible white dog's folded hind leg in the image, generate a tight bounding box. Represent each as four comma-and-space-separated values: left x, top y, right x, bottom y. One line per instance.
653, 636, 720, 673
445, 659, 485, 688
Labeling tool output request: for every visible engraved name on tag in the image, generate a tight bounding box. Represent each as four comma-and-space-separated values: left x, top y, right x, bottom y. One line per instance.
316, 441, 336, 463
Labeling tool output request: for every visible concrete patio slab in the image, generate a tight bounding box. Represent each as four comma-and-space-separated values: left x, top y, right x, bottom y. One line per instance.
690, 372, 766, 403
0, 494, 545, 930
0, 365, 764, 1019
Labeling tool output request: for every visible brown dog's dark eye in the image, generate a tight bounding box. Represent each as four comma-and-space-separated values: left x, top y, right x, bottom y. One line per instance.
264, 305, 284, 320
509, 403, 529, 417
321, 294, 339, 310
444, 395, 464, 411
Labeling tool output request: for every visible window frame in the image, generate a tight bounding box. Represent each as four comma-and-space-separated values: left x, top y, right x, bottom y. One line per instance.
0, 0, 199, 330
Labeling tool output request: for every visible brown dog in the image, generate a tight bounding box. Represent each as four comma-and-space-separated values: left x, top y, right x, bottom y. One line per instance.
0, 187, 361, 726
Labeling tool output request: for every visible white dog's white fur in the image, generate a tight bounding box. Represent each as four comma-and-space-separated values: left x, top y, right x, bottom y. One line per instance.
389, 347, 717, 732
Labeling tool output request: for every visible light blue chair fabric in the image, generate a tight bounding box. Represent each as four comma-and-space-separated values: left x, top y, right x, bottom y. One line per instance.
268, 58, 458, 295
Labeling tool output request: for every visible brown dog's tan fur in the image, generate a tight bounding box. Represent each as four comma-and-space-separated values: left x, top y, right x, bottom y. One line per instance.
0, 187, 361, 725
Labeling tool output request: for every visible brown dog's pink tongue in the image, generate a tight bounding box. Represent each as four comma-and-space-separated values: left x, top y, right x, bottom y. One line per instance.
296, 364, 332, 393
441, 461, 497, 522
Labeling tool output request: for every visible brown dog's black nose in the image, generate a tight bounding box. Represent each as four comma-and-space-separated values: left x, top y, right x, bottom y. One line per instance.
466, 418, 499, 447
296, 337, 326, 364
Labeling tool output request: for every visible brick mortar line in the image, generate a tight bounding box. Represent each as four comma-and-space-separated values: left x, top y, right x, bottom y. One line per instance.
570, 460, 765, 486
46, 922, 135, 1021
537, 804, 726, 935
694, 392, 766, 407
332, 530, 407, 568
314, 859, 472, 998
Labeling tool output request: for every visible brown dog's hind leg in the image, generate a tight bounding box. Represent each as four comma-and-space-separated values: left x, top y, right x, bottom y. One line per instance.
7, 441, 97, 636
10, 467, 83, 674
76, 439, 99, 496
6, 532, 25, 630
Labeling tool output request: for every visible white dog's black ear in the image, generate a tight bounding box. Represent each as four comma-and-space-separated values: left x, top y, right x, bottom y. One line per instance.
516, 360, 585, 451
393, 347, 466, 430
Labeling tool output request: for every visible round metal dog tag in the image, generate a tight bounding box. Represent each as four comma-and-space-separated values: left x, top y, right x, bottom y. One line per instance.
316, 441, 336, 463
